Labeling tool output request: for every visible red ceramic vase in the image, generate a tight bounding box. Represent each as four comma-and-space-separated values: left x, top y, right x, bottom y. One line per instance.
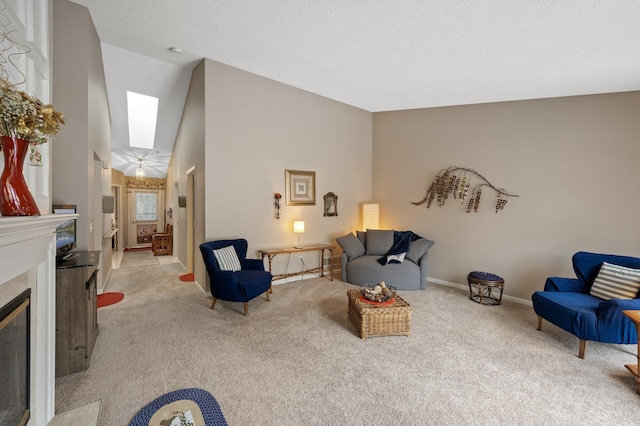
0, 136, 41, 216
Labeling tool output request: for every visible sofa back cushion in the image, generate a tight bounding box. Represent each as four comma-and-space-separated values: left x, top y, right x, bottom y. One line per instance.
573, 251, 640, 287
365, 229, 394, 256
336, 233, 365, 260
406, 238, 435, 263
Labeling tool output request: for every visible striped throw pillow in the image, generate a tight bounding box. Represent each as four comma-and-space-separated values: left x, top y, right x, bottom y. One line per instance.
212, 245, 241, 271
590, 262, 640, 300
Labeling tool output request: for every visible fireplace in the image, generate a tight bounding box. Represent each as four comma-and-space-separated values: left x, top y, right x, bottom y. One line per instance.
0, 289, 30, 426
0, 216, 74, 425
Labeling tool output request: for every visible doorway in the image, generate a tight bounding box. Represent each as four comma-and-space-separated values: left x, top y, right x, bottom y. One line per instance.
128, 189, 164, 249
111, 185, 122, 251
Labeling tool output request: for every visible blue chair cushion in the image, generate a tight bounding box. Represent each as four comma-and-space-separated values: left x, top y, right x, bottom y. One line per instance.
468, 271, 503, 282
532, 291, 599, 341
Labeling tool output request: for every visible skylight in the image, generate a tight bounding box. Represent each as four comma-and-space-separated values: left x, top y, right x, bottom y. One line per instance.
127, 91, 159, 149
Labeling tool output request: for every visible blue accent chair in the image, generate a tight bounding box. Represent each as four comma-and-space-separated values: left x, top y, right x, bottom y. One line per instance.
200, 239, 272, 316
532, 251, 640, 358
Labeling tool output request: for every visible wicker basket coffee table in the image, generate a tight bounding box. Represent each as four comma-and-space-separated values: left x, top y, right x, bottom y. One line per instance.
347, 289, 412, 339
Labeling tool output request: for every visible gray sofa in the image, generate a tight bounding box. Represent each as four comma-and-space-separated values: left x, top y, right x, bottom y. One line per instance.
336, 229, 435, 290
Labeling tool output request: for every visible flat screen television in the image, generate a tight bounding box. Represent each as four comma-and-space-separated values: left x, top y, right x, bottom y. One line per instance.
52, 204, 77, 260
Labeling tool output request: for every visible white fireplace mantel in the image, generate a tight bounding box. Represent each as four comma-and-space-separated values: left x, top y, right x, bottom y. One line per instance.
0, 214, 75, 426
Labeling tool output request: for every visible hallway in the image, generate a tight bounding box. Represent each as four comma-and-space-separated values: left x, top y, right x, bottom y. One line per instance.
55, 247, 197, 425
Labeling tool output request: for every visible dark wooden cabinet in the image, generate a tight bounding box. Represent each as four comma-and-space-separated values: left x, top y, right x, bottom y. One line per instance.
55, 251, 100, 377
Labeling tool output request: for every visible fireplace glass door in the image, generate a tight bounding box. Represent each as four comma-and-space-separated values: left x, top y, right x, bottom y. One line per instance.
0, 288, 30, 426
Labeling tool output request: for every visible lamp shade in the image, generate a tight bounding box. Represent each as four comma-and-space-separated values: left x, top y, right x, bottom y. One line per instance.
362, 204, 379, 230
293, 221, 305, 233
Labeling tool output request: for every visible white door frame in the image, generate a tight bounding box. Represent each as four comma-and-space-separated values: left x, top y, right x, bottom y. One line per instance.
186, 166, 195, 273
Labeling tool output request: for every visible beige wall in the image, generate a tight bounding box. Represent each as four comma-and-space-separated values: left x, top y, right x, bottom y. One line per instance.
373, 91, 640, 300
52, 0, 114, 288
199, 59, 372, 289
167, 60, 206, 284
170, 59, 373, 292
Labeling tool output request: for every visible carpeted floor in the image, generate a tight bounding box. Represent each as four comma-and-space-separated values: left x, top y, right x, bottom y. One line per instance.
55, 250, 640, 425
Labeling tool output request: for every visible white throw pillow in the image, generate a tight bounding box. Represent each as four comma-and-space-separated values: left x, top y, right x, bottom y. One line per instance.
590, 262, 640, 300
212, 245, 241, 271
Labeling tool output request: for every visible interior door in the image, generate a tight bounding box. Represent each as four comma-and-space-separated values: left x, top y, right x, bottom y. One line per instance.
128, 189, 164, 248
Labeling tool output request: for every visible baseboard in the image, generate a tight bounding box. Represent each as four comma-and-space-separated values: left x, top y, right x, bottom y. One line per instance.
428, 277, 532, 306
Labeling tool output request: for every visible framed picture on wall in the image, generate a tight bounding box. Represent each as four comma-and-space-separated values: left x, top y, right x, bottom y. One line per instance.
323, 192, 338, 216
285, 170, 316, 206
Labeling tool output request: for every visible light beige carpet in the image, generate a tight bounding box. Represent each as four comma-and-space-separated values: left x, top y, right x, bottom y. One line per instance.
55, 251, 640, 425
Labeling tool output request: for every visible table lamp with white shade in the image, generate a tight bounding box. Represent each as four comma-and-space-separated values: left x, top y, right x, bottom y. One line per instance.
293, 221, 305, 249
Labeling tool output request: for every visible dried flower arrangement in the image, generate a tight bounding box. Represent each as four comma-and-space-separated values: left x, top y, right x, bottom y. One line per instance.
0, 77, 65, 148
413, 166, 518, 213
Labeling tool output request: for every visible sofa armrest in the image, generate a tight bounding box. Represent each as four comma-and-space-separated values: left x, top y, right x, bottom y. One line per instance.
417, 247, 433, 290
340, 252, 349, 282
597, 298, 640, 343
242, 258, 265, 271
543, 277, 589, 293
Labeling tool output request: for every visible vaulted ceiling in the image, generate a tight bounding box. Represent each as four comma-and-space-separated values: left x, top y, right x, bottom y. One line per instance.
70, 1, 640, 178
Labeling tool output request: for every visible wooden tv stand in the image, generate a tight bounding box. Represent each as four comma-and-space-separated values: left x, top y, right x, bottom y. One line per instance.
55, 250, 100, 377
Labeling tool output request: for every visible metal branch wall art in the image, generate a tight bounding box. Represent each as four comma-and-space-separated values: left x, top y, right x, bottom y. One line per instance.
412, 167, 519, 213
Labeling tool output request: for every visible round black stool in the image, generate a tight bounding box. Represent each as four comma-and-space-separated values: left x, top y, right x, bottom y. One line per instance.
467, 271, 504, 305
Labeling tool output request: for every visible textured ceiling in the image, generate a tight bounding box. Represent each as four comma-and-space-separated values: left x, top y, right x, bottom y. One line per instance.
69, 1, 640, 177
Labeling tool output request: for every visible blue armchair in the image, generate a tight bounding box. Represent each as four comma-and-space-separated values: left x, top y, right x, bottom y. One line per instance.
200, 239, 272, 316
532, 251, 640, 358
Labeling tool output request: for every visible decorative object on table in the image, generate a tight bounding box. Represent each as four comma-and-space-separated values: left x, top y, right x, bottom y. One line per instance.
467, 271, 504, 305
412, 166, 518, 213
293, 220, 304, 249
360, 281, 396, 304
362, 203, 379, 230
347, 289, 412, 339
0, 77, 65, 216
128, 388, 228, 426
285, 169, 315, 205
323, 192, 338, 217
273, 192, 282, 219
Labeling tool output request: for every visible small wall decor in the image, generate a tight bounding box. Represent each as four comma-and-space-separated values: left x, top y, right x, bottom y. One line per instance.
285, 170, 316, 206
273, 192, 282, 219
413, 166, 518, 213
323, 192, 338, 217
